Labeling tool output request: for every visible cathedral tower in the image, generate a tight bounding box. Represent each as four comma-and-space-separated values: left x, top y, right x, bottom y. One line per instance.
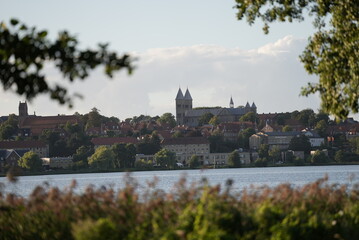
19, 101, 28, 118
175, 87, 192, 125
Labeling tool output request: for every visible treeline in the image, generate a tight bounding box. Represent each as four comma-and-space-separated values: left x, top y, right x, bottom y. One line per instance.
0, 177, 358, 239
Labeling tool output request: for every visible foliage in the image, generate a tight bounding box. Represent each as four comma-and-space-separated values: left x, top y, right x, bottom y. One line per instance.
86, 108, 102, 129
134, 159, 153, 169
239, 112, 258, 123
296, 109, 316, 127
334, 150, 345, 163
269, 146, 282, 163
254, 157, 268, 167
209, 130, 238, 153
136, 133, 161, 155
234, 0, 359, 119
258, 144, 269, 159
198, 112, 214, 126
315, 119, 328, 137
154, 149, 176, 169
311, 150, 329, 164
157, 113, 176, 128
293, 157, 305, 166
0, 177, 359, 239
111, 143, 136, 169
189, 155, 200, 168
18, 151, 42, 172
0, 19, 133, 106
0, 114, 18, 140
228, 150, 241, 168
88, 146, 116, 170
238, 127, 255, 149
349, 137, 359, 155
282, 125, 293, 132
208, 115, 220, 126
289, 135, 311, 154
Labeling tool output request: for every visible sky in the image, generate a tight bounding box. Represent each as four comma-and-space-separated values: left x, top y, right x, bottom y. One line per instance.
0, 0, 325, 120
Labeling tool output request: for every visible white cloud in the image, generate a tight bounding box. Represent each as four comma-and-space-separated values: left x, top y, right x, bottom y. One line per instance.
0, 35, 322, 120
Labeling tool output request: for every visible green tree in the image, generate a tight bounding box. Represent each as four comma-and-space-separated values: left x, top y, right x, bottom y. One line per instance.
172, 131, 183, 138
334, 150, 345, 163
349, 137, 359, 155
234, 0, 359, 119
154, 149, 176, 169
282, 125, 293, 132
228, 150, 241, 168
0, 19, 133, 107
0, 114, 18, 140
86, 108, 102, 129
158, 113, 176, 128
254, 157, 268, 167
72, 145, 93, 169
315, 119, 328, 137
88, 146, 116, 170
288, 135, 311, 154
239, 112, 258, 123
198, 112, 214, 126
189, 155, 201, 168
258, 144, 269, 159
18, 151, 42, 172
269, 146, 282, 164
209, 116, 220, 126
311, 150, 329, 164
238, 128, 255, 149
296, 109, 316, 127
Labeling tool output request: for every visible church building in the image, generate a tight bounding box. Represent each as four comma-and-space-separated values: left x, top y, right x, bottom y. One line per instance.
175, 88, 257, 127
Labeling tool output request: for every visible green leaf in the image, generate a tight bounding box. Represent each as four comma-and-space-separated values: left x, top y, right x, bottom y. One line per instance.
10, 19, 19, 26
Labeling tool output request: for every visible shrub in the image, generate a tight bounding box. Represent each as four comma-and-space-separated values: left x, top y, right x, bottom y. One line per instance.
0, 177, 358, 239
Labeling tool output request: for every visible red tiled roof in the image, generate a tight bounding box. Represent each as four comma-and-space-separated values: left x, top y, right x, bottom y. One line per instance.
156, 130, 173, 140
162, 137, 209, 145
20, 115, 78, 127
91, 137, 138, 146
0, 140, 47, 149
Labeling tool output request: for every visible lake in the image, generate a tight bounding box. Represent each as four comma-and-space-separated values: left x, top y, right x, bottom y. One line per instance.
1, 165, 359, 197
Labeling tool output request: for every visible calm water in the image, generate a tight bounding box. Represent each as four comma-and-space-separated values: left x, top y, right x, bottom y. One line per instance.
1, 165, 359, 197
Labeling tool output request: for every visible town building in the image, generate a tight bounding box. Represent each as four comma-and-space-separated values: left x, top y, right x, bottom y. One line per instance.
18, 101, 80, 137
175, 88, 257, 127
0, 140, 49, 157
0, 149, 28, 171
249, 131, 301, 150
42, 157, 73, 169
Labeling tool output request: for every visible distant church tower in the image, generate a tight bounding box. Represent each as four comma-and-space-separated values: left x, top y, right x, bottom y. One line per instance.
19, 101, 28, 118
229, 97, 234, 108
175, 87, 193, 125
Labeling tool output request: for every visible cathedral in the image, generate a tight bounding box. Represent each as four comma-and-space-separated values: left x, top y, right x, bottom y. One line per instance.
175, 88, 256, 126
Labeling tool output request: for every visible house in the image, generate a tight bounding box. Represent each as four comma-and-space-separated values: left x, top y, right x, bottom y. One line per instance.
42, 157, 73, 169
249, 131, 301, 150
91, 137, 138, 149
217, 122, 255, 142
0, 149, 27, 171
161, 137, 210, 164
0, 140, 49, 157
302, 130, 325, 147
18, 101, 80, 137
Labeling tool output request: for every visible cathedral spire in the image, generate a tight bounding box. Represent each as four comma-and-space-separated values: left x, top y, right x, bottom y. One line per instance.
175, 87, 184, 100
184, 88, 192, 100
229, 96, 234, 108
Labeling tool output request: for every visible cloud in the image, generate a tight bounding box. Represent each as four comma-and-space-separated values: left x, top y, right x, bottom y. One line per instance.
0, 35, 321, 120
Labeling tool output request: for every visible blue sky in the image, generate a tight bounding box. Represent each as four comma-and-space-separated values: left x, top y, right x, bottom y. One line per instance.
0, 0, 323, 120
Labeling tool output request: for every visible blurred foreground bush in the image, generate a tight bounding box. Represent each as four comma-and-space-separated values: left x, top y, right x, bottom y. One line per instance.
0, 176, 358, 240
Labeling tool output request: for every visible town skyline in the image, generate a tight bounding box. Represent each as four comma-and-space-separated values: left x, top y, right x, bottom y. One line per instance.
0, 0, 326, 120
